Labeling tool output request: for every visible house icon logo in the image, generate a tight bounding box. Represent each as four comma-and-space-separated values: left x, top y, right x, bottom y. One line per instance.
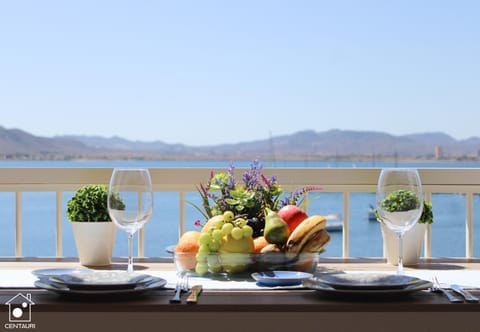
5, 293, 35, 323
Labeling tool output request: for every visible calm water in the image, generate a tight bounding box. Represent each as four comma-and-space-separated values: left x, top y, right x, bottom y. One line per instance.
0, 159, 479, 258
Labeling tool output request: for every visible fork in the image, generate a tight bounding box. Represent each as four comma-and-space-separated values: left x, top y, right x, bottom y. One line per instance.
429, 276, 463, 303
170, 273, 189, 303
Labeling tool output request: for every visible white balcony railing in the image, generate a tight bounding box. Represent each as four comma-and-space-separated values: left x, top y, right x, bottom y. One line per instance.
0, 167, 478, 258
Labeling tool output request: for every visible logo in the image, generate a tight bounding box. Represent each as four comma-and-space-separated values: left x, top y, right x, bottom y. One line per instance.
4, 293, 36, 330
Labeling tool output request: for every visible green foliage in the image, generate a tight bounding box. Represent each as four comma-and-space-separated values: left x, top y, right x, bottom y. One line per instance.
377, 189, 433, 224
420, 201, 433, 224
381, 190, 419, 212
66, 184, 124, 222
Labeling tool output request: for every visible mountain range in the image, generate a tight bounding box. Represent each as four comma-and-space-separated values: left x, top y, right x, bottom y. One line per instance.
1, 125, 479, 161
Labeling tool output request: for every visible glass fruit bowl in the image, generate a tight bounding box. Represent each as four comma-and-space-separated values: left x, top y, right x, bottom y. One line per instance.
173, 251, 321, 276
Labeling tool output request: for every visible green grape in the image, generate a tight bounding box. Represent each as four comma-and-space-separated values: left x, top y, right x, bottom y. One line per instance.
235, 218, 247, 227
199, 233, 211, 246
212, 229, 223, 241
195, 251, 207, 262
207, 254, 221, 268
231, 227, 243, 240
221, 222, 234, 235
198, 244, 210, 253
242, 225, 253, 238
223, 210, 234, 222
209, 239, 221, 251
195, 262, 209, 275
213, 219, 224, 229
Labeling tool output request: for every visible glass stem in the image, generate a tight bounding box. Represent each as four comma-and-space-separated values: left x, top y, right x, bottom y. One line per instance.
127, 232, 134, 273
397, 232, 404, 275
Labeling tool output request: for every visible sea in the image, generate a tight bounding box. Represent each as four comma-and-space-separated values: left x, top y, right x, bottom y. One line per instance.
1, 159, 480, 259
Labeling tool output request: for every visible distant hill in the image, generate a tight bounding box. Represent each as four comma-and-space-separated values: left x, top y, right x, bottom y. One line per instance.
0, 125, 479, 161
59, 129, 480, 160
0, 126, 91, 159
191, 130, 480, 159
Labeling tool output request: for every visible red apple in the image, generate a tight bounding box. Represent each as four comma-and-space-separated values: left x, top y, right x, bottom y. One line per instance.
277, 205, 308, 233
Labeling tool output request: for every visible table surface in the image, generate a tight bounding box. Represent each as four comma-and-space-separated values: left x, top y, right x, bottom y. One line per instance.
1, 258, 480, 332
1, 257, 480, 310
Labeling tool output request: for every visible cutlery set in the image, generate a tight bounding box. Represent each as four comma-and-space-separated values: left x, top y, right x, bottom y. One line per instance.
169, 274, 202, 304
430, 277, 479, 303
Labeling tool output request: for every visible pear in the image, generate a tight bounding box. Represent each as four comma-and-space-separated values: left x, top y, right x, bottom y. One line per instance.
263, 208, 290, 246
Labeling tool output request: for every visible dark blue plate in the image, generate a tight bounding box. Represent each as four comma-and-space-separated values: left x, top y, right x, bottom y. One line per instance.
251, 271, 313, 286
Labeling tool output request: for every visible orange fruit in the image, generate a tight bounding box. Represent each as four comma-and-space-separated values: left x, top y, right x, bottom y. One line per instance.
253, 236, 269, 253
174, 231, 201, 271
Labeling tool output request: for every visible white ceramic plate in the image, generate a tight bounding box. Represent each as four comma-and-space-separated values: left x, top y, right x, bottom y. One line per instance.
34, 277, 167, 297
316, 273, 420, 290
303, 277, 432, 296
50, 271, 155, 290
251, 271, 313, 286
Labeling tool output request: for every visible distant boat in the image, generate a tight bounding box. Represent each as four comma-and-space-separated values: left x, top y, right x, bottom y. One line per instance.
325, 213, 343, 232
325, 221, 343, 232
368, 204, 378, 221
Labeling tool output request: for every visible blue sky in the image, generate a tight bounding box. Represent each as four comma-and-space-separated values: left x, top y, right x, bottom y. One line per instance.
1, 1, 479, 146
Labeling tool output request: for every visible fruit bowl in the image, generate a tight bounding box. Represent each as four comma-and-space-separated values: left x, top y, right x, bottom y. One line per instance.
173, 251, 321, 276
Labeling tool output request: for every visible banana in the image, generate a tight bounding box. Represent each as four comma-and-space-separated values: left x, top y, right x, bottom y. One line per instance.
300, 229, 330, 252
286, 215, 327, 254
260, 243, 282, 254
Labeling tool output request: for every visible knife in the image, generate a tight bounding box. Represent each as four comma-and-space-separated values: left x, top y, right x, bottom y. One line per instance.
450, 284, 479, 303
186, 285, 202, 304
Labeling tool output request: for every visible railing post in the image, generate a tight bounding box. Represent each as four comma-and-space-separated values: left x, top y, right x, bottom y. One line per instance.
424, 192, 432, 258
342, 192, 350, 258
466, 192, 473, 258
15, 192, 22, 257
138, 192, 145, 258
179, 192, 186, 238
56, 191, 63, 257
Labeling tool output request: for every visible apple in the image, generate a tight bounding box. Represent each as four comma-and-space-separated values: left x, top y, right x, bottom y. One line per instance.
277, 205, 308, 233
218, 235, 254, 273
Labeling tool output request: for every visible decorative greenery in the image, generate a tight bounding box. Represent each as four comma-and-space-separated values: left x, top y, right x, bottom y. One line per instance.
67, 184, 124, 222
381, 190, 419, 212
420, 201, 433, 224
377, 189, 433, 224
192, 159, 320, 222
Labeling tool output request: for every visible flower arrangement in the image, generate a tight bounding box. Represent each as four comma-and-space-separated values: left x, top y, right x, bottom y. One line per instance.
191, 159, 320, 237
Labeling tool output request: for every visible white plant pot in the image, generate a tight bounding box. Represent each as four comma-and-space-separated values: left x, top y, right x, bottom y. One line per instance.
381, 223, 427, 266
71, 222, 117, 266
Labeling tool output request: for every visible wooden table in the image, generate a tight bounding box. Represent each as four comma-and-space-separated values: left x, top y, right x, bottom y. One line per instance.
1, 258, 480, 332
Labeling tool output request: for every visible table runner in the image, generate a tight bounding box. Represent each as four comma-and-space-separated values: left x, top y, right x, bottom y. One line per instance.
1, 269, 480, 290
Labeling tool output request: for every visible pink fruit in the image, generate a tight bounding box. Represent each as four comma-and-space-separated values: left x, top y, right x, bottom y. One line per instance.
277, 205, 308, 233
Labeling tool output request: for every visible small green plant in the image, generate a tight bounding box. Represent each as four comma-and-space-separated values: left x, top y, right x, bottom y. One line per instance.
67, 184, 124, 222
376, 189, 433, 224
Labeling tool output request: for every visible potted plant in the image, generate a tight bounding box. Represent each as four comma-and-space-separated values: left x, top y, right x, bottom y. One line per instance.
67, 184, 123, 266
377, 191, 434, 265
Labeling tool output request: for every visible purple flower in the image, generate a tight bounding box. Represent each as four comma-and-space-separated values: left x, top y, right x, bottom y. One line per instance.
227, 162, 236, 189
250, 158, 263, 172
261, 174, 271, 189
199, 183, 208, 196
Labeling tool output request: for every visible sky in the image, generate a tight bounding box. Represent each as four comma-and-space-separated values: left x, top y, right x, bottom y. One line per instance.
0, 1, 479, 146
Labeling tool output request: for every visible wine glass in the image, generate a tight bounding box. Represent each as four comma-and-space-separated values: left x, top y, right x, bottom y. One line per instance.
108, 168, 153, 273
376, 168, 423, 275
